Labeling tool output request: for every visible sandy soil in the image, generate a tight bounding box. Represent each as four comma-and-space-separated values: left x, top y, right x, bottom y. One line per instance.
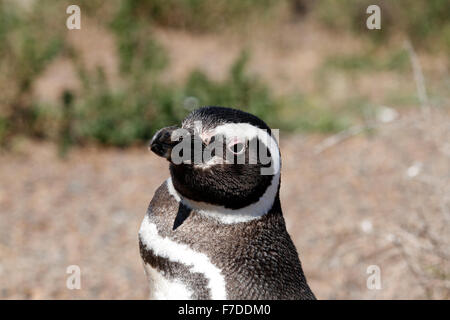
1, 109, 448, 299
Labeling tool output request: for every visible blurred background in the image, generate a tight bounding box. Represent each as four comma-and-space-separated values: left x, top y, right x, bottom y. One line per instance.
0, 0, 449, 299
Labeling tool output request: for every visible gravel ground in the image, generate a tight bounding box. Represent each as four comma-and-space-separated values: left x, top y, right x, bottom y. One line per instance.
0, 110, 448, 299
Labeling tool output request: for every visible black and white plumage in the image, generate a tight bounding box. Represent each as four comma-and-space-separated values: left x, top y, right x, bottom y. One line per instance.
139, 106, 315, 300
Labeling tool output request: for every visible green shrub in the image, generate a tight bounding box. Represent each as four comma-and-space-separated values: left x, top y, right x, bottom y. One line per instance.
8, 0, 444, 149
127, 0, 281, 31
69, 51, 279, 146
181, 52, 279, 122
0, 1, 65, 145
312, 0, 450, 52
324, 49, 409, 73
110, 0, 168, 75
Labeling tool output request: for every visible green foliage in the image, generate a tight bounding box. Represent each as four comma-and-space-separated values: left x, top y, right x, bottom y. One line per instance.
0, 116, 7, 143
70, 52, 277, 147
0, 2, 64, 84
181, 52, 279, 122
276, 94, 352, 133
110, 0, 168, 75
129, 0, 280, 31
69, 68, 150, 147
61, 0, 176, 147
67, 49, 353, 147
324, 49, 409, 72
0, 1, 65, 145
313, 0, 450, 52
2, 0, 447, 149
77, 90, 152, 147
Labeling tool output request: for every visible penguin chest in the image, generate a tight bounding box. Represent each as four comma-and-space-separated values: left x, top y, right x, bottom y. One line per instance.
143, 263, 193, 300
139, 214, 227, 300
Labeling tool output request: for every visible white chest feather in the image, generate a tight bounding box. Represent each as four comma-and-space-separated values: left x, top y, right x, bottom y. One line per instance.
139, 215, 227, 300
143, 264, 193, 300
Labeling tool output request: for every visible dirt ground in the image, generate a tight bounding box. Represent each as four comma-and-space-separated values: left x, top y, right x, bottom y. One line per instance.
0, 109, 448, 299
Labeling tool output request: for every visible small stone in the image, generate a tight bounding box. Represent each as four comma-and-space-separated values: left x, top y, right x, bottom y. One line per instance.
406, 162, 423, 178
361, 219, 373, 234
377, 106, 399, 123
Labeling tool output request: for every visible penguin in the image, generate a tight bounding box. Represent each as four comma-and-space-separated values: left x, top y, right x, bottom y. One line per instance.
139, 106, 316, 300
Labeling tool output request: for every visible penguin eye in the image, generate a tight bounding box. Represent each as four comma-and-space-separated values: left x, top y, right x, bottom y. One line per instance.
228, 140, 245, 155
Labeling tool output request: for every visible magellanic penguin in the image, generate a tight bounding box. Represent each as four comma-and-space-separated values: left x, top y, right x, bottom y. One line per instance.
139, 106, 316, 300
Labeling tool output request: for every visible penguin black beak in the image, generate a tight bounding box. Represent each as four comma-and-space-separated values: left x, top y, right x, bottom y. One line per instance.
149, 126, 179, 161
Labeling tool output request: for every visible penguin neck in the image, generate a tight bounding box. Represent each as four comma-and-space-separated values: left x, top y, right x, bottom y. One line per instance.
166, 173, 281, 224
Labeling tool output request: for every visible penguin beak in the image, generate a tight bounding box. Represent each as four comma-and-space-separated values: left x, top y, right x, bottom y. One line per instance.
149, 126, 179, 161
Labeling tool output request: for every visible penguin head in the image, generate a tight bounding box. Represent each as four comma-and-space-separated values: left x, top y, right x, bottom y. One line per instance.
150, 106, 281, 210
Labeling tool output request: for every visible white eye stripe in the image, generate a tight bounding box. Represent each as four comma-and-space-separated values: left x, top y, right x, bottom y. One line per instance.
212, 123, 280, 175
178, 123, 280, 173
